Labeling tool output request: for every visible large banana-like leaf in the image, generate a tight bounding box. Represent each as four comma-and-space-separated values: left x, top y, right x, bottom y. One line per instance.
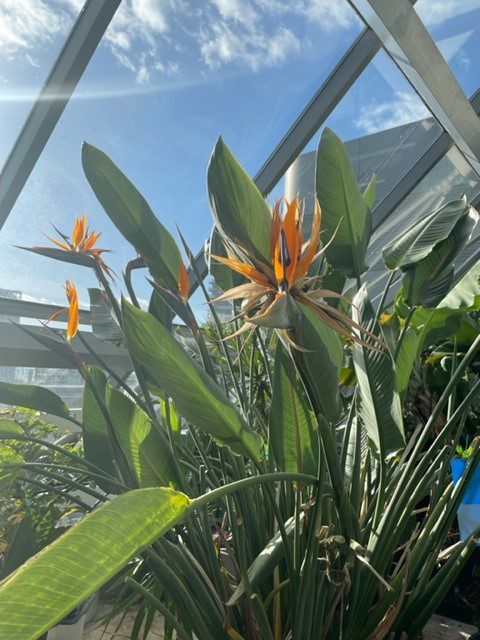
315, 127, 371, 278
106, 386, 176, 488
82, 143, 182, 289
269, 342, 318, 476
0, 380, 70, 420
208, 226, 245, 292
400, 207, 478, 307
122, 299, 263, 460
88, 288, 123, 344
81, 366, 119, 494
207, 137, 272, 263
395, 327, 422, 403
0, 488, 191, 640
289, 302, 343, 422
382, 196, 475, 269
352, 285, 405, 459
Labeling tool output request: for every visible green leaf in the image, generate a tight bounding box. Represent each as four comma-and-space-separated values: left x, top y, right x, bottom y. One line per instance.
88, 288, 123, 344
315, 127, 371, 278
440, 259, 480, 309
81, 366, 118, 494
401, 210, 477, 307
82, 143, 182, 288
122, 299, 263, 460
0, 488, 191, 640
352, 285, 405, 459
0, 380, 70, 420
395, 327, 422, 402
362, 174, 377, 209
269, 342, 318, 476
106, 386, 176, 488
228, 516, 296, 606
208, 226, 245, 292
0, 444, 23, 492
0, 518, 36, 580
289, 302, 343, 423
0, 419, 24, 438
382, 196, 474, 270
207, 137, 272, 263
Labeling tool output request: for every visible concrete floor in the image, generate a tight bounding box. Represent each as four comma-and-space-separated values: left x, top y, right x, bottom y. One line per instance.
84, 609, 477, 639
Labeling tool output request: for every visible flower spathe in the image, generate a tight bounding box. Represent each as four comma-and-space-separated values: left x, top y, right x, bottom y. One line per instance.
211, 197, 381, 348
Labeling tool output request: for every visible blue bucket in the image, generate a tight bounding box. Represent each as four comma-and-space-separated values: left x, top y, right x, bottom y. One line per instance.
451, 457, 480, 542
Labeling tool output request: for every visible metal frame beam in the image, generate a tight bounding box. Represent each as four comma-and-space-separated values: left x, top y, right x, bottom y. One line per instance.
0, 323, 130, 369
0, 296, 91, 324
0, 0, 121, 231
347, 0, 480, 177
372, 90, 480, 231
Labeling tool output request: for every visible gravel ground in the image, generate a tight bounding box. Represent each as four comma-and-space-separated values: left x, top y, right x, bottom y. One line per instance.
83, 609, 477, 639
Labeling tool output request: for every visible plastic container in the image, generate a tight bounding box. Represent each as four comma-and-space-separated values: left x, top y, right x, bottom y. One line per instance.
451, 458, 480, 542
46, 594, 96, 640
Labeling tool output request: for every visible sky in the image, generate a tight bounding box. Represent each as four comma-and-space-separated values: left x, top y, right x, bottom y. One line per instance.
0, 0, 479, 319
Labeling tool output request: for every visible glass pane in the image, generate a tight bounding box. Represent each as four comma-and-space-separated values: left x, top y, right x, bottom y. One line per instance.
285, 50, 443, 225
0, 2, 86, 164
415, 0, 480, 98
366, 146, 480, 304
0, 0, 362, 321
0, 366, 83, 411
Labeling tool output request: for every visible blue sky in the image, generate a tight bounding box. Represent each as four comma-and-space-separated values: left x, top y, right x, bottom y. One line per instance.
0, 0, 478, 319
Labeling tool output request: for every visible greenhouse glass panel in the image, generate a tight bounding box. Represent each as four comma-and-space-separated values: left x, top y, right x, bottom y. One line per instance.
415, 0, 480, 99
0, 0, 362, 322
0, 1, 85, 166
284, 50, 443, 223
366, 145, 480, 303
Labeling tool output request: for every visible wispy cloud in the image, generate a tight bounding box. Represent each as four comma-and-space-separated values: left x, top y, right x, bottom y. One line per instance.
0, 0, 360, 82
416, 0, 480, 26
354, 91, 430, 135
0, 0, 69, 62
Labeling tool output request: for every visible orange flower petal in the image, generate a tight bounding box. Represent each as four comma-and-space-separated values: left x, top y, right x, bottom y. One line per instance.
178, 261, 190, 300
72, 214, 87, 248
65, 281, 79, 341
83, 230, 101, 250
211, 255, 271, 287
282, 198, 301, 284
295, 199, 321, 281
270, 200, 282, 260
43, 235, 72, 251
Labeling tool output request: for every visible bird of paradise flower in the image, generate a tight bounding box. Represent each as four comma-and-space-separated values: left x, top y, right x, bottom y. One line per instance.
210, 197, 382, 349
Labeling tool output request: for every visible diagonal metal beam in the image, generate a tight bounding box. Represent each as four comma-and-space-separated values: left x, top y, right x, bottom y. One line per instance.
372, 90, 480, 231
0, 0, 121, 232
347, 0, 480, 178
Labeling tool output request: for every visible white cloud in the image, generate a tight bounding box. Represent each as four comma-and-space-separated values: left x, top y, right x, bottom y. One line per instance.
0, 0, 68, 57
305, 0, 358, 31
200, 22, 300, 71
354, 91, 430, 135
0, 0, 360, 82
131, 0, 168, 33
416, 0, 480, 26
